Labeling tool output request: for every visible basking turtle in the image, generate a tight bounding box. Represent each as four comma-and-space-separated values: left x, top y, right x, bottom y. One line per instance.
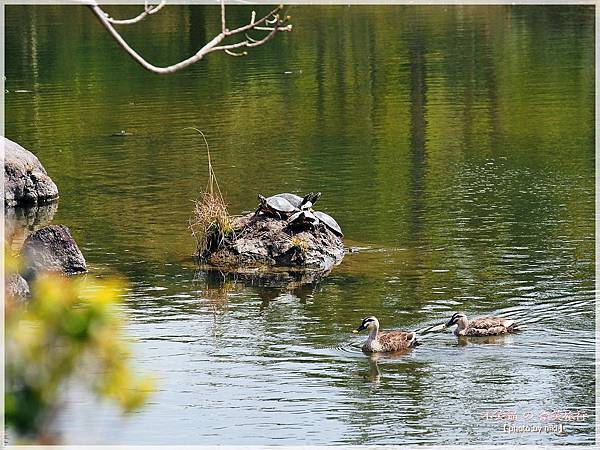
276, 192, 322, 210
276, 193, 303, 207
301, 191, 322, 210
288, 209, 320, 229
257, 194, 297, 218
314, 211, 343, 237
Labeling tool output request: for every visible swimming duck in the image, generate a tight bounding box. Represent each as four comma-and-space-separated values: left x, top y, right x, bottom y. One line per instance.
352, 316, 419, 352
445, 312, 518, 336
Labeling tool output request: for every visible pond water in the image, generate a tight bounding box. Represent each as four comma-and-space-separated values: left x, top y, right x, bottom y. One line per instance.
5, 5, 595, 445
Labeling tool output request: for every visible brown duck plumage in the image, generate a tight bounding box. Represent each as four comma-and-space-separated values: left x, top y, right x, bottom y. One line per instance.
354, 316, 419, 352
446, 312, 518, 336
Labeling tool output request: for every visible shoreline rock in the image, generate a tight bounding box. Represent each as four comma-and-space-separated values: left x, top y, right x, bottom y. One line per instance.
4, 137, 59, 207
22, 225, 87, 279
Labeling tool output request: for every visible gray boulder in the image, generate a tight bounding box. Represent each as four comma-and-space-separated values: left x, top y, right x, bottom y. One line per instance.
201, 212, 344, 273
22, 225, 87, 278
4, 137, 59, 206
5, 273, 30, 301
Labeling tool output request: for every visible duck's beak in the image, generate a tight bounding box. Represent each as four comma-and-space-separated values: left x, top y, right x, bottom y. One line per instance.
354, 324, 366, 333
444, 320, 453, 328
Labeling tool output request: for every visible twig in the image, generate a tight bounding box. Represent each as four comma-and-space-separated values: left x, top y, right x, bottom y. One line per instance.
83, 0, 292, 75
212, 18, 291, 53
102, 1, 166, 25
225, 49, 247, 57
220, 0, 227, 33
245, 33, 259, 43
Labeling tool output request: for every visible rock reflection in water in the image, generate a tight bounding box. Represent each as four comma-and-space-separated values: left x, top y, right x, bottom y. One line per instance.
5, 202, 58, 251
194, 266, 326, 307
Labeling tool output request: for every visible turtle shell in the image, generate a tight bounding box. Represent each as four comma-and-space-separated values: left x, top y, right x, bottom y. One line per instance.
314, 211, 343, 237
274, 193, 304, 209
275, 192, 322, 210
265, 195, 297, 213
288, 210, 319, 229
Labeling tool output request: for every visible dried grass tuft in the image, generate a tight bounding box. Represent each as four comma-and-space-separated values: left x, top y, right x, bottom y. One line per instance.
187, 128, 234, 258
190, 192, 234, 257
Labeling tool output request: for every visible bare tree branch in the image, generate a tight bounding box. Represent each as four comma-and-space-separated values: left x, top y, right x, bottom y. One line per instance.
83, 0, 292, 75
212, 22, 284, 53
225, 5, 285, 35
220, 0, 227, 33
225, 49, 247, 57
102, 1, 166, 25
245, 33, 259, 43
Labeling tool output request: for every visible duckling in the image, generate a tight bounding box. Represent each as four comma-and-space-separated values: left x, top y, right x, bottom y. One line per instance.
445, 312, 519, 336
352, 316, 419, 352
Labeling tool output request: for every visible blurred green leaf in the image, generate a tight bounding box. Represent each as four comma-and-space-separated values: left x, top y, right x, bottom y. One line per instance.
5, 264, 154, 442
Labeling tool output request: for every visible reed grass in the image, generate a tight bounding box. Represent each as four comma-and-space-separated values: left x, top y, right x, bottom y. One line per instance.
187, 128, 234, 258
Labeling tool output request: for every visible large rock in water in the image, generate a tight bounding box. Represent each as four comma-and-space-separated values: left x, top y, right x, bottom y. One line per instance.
201, 212, 344, 273
4, 137, 59, 206
22, 225, 87, 278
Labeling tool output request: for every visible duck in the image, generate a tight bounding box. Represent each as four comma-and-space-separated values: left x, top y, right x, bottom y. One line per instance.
352, 316, 419, 352
445, 312, 519, 336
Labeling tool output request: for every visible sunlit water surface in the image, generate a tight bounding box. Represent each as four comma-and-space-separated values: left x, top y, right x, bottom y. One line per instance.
5, 5, 595, 445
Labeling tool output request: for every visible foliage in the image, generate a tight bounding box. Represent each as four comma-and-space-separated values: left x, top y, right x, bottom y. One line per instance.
5, 262, 154, 441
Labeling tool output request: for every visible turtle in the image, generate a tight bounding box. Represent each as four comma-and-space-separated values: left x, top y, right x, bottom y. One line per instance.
313, 211, 343, 237
288, 209, 320, 230
257, 194, 297, 218
276, 192, 322, 210
276, 193, 304, 207
301, 191, 322, 210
